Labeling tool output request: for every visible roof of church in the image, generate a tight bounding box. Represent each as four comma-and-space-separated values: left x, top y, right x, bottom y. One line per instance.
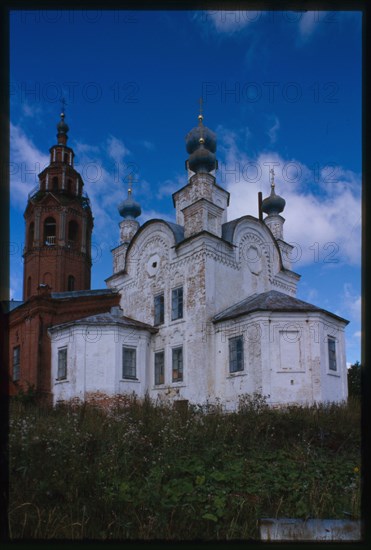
213, 290, 349, 324
165, 221, 185, 243
0, 300, 24, 313
51, 289, 118, 299
49, 306, 157, 333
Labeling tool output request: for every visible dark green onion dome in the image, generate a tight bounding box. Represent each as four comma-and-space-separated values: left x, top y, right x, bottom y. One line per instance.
188, 143, 217, 174
262, 170, 286, 216
186, 115, 217, 154
118, 187, 141, 220
185, 113, 217, 174
57, 112, 69, 135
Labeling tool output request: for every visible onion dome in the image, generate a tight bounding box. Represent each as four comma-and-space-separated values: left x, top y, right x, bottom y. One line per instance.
118, 176, 142, 220
185, 100, 217, 174
262, 169, 285, 215
57, 112, 69, 135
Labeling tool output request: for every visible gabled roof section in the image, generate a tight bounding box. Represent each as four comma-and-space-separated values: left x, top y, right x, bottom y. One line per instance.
49, 308, 157, 333
222, 214, 260, 243
51, 289, 118, 300
163, 221, 185, 244
125, 218, 185, 258
213, 290, 349, 325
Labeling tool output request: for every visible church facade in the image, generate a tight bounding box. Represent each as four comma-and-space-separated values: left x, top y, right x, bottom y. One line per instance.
46, 110, 349, 409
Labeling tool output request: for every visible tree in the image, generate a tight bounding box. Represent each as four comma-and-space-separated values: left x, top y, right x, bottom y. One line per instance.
347, 361, 361, 398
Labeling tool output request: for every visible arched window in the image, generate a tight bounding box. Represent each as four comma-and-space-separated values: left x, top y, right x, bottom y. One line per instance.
68, 220, 79, 247
67, 275, 75, 291
64, 152, 69, 163
27, 276, 31, 298
52, 177, 58, 191
28, 222, 34, 249
67, 179, 73, 194
44, 217, 56, 245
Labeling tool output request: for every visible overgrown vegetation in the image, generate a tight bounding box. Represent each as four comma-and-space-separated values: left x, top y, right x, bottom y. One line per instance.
348, 361, 362, 398
9, 393, 361, 540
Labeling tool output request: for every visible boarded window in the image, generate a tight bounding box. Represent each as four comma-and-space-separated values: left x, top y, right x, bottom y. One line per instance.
154, 351, 165, 385
171, 287, 183, 321
13, 346, 20, 382
57, 347, 67, 380
172, 347, 183, 382
154, 294, 164, 325
123, 347, 137, 379
278, 330, 302, 372
328, 337, 337, 371
229, 336, 244, 373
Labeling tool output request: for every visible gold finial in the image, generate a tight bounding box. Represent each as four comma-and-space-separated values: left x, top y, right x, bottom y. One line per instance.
127, 173, 133, 197
270, 168, 275, 189
60, 97, 67, 118
198, 96, 204, 124
198, 97, 205, 144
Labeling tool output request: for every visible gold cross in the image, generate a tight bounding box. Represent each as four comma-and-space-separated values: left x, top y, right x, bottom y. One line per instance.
270, 168, 275, 188
128, 173, 137, 197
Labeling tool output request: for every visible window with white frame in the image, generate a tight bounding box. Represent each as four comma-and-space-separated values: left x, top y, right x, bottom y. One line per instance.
13, 346, 20, 382
154, 351, 165, 385
57, 347, 67, 380
328, 337, 337, 371
171, 287, 183, 320
154, 293, 164, 325
172, 347, 183, 382
122, 347, 137, 379
229, 336, 244, 373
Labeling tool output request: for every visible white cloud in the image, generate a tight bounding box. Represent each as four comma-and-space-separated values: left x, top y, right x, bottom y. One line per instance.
142, 140, 155, 151
216, 127, 361, 267
10, 122, 50, 208
22, 101, 43, 119
298, 11, 319, 40
106, 135, 131, 164
156, 175, 187, 200
266, 115, 280, 144
201, 10, 260, 33
342, 283, 361, 321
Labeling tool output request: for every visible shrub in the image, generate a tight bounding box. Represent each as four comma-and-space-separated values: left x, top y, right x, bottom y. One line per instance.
8, 394, 361, 540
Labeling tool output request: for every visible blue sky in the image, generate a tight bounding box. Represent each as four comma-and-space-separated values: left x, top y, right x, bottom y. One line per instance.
9, 9, 362, 364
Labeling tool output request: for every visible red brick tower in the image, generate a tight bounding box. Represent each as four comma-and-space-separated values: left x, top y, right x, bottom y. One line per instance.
23, 108, 93, 298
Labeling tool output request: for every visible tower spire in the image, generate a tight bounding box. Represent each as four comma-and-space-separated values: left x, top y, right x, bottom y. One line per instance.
56, 100, 69, 145
118, 174, 141, 220
185, 99, 217, 174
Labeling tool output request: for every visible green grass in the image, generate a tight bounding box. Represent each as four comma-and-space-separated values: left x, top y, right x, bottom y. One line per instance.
8, 393, 361, 540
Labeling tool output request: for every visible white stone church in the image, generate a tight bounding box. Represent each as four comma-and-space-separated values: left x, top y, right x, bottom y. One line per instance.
49, 112, 349, 409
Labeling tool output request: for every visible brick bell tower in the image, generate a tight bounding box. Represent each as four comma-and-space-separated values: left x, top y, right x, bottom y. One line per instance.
23, 106, 93, 299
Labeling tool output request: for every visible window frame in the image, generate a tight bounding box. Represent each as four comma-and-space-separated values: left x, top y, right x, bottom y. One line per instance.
12, 346, 20, 382
172, 346, 183, 383
229, 335, 244, 374
171, 286, 183, 321
154, 350, 165, 385
327, 336, 337, 372
57, 347, 67, 381
122, 346, 137, 380
154, 293, 165, 326
44, 217, 57, 245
